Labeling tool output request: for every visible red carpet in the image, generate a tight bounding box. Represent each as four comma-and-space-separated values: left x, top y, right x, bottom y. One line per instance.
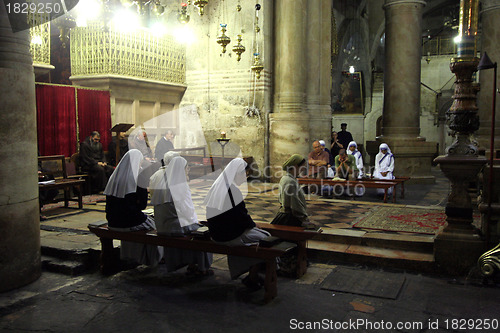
353, 206, 448, 234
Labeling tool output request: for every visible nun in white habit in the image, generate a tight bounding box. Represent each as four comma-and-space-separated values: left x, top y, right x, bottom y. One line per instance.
347, 141, 365, 196
104, 149, 160, 266
373, 143, 395, 195
204, 158, 270, 289
149, 153, 213, 274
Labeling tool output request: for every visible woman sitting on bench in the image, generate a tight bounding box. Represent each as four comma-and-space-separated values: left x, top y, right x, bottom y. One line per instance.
204, 158, 270, 290
149, 152, 213, 276
104, 149, 160, 266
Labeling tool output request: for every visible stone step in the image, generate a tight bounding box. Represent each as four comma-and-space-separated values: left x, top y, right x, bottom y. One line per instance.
307, 239, 436, 273
312, 229, 435, 253
41, 255, 89, 276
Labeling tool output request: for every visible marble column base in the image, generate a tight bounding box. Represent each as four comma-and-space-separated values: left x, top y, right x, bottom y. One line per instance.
434, 232, 486, 276
308, 107, 331, 143
0, 199, 41, 292
269, 112, 311, 182
366, 138, 437, 184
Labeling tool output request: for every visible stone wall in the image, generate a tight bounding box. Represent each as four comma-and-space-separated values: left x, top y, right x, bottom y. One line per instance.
179, 0, 273, 176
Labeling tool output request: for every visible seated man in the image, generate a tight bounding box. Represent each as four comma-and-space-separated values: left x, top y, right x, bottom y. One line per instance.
154, 130, 175, 165
129, 131, 154, 161
334, 149, 356, 180
80, 131, 114, 193
108, 131, 129, 167
308, 140, 330, 179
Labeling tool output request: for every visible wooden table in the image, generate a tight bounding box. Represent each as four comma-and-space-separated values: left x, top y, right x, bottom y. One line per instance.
39, 178, 85, 209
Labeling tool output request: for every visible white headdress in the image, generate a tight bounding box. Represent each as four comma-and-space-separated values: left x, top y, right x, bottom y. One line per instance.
104, 149, 143, 198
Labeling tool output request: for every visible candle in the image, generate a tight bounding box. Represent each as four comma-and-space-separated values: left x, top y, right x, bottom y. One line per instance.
221, 131, 226, 139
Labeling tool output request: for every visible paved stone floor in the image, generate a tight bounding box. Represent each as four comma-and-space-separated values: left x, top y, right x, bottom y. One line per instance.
1, 262, 500, 332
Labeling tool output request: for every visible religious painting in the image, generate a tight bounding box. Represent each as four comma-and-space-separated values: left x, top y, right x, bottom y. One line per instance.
333, 71, 364, 114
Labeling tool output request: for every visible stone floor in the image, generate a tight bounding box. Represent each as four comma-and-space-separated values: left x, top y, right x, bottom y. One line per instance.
1, 259, 500, 332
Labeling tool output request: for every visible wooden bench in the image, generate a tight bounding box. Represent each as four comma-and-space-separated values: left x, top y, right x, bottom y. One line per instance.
362, 176, 410, 198
255, 222, 322, 278
298, 177, 398, 203
39, 155, 86, 209
88, 222, 296, 303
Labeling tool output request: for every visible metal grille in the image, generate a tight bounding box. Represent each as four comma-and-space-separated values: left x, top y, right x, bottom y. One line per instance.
70, 23, 186, 84
28, 10, 50, 66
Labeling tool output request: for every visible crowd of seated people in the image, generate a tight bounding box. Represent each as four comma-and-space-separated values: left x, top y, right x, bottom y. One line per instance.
305, 122, 395, 198
43, 123, 395, 287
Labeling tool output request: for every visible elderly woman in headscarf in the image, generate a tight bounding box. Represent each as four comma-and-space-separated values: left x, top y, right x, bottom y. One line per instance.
204, 158, 270, 290
271, 154, 312, 227
149, 152, 213, 275
347, 141, 365, 196
104, 149, 160, 266
373, 143, 395, 195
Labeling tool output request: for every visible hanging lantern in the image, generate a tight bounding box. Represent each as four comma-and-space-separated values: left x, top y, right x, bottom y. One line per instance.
217, 24, 231, 53
251, 53, 264, 79
152, 0, 165, 16
232, 34, 245, 61
177, 2, 190, 23
194, 0, 208, 15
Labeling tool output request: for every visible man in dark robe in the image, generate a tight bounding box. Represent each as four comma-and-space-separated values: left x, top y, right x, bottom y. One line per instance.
80, 131, 114, 193
154, 130, 175, 165
108, 132, 129, 166
337, 123, 354, 150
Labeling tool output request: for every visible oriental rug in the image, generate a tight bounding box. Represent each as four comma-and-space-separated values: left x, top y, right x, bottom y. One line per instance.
353, 206, 447, 235
41, 194, 106, 212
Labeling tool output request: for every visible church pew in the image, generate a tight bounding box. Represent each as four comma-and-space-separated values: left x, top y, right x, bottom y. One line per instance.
255, 222, 322, 278
88, 221, 296, 303
297, 177, 398, 203
361, 176, 410, 198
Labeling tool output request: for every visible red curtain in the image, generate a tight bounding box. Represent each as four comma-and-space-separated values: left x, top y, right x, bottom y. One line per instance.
77, 89, 112, 149
36, 84, 77, 156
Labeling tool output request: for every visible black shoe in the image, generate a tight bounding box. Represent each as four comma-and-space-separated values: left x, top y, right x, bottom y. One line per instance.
242, 275, 263, 291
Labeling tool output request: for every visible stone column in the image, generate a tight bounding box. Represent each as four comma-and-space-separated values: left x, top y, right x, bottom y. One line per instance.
434, 0, 487, 275
477, 0, 500, 151
368, 0, 436, 183
270, 0, 309, 179
0, 5, 41, 291
306, 0, 332, 143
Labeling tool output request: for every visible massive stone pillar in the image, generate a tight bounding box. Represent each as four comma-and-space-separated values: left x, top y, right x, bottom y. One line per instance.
0, 6, 41, 291
434, 0, 487, 275
367, 0, 436, 183
477, 0, 500, 151
306, 0, 332, 143
270, 0, 309, 179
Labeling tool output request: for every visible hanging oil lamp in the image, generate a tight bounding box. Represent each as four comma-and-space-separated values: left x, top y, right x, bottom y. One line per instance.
217, 23, 231, 53
251, 52, 264, 79
177, 2, 190, 23
232, 34, 245, 61
193, 0, 208, 15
